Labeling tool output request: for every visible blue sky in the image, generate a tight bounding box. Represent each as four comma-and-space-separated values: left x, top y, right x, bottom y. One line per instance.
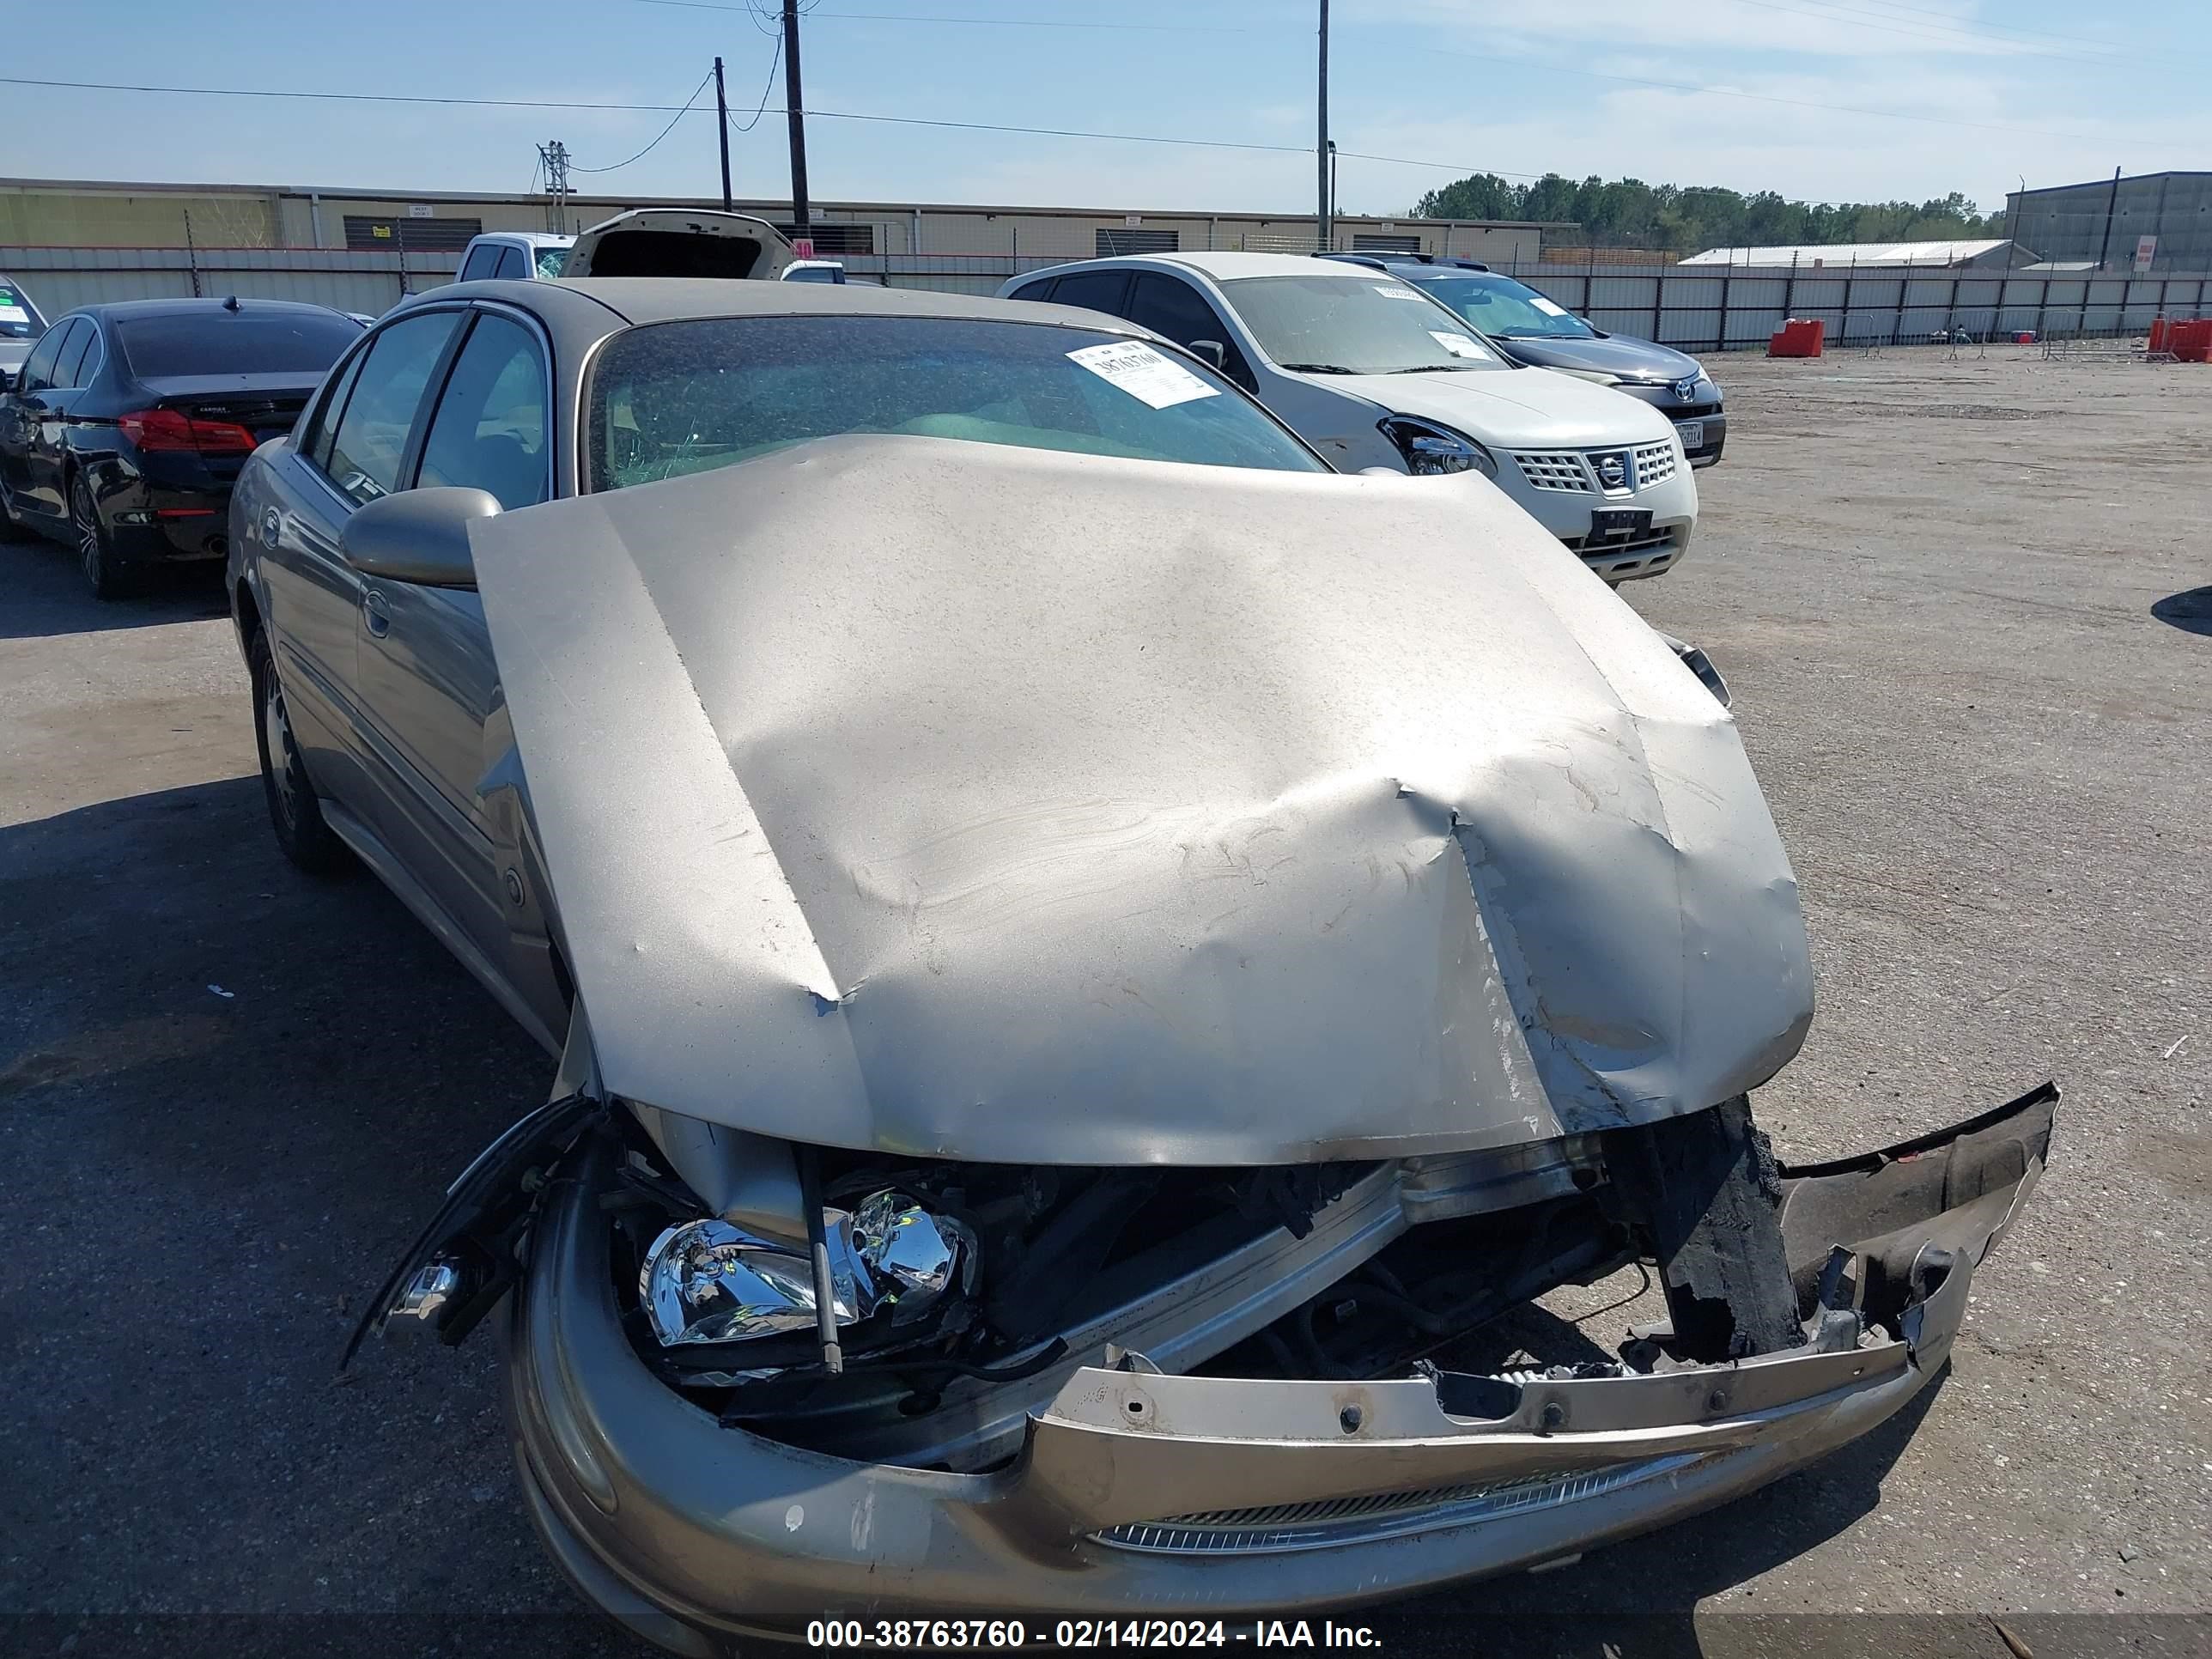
3, 0, 2204, 219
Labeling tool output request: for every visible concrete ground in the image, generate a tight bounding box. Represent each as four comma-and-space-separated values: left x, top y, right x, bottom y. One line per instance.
3, 346, 2207, 1658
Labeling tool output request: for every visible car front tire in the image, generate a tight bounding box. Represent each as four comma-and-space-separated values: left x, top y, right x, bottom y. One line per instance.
250, 628, 349, 876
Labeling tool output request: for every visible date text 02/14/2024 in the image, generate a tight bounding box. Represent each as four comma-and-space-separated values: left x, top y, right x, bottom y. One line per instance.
805, 1619, 1386, 1649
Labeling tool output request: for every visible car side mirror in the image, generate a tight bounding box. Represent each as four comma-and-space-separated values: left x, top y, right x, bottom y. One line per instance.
340, 487, 501, 588
1188, 339, 1228, 371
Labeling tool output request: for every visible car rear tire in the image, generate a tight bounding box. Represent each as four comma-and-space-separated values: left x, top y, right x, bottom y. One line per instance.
71, 472, 132, 599
250, 628, 349, 876
0, 481, 31, 542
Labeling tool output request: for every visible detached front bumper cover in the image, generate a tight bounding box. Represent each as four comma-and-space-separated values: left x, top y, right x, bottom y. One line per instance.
503, 1085, 2056, 1650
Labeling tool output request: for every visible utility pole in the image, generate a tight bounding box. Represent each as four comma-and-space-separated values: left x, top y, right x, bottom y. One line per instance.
714, 56, 733, 212
538, 140, 572, 235
783, 0, 812, 250
1316, 0, 1331, 250
2095, 163, 2121, 271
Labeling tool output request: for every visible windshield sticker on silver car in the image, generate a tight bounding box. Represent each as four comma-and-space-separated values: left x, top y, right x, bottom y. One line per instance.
1371, 286, 1427, 300
1529, 295, 1570, 317
1428, 331, 1491, 360
0, 305, 27, 325
1065, 341, 1220, 410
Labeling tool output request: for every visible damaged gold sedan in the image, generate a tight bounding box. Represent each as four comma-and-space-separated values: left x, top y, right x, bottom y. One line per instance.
226, 276, 2055, 1651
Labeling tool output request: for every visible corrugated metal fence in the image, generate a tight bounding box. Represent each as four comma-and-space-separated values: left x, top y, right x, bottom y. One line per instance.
8, 244, 2212, 349
0, 245, 459, 317
1492, 259, 2212, 351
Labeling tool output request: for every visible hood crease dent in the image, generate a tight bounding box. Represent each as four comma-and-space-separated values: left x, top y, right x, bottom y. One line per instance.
469, 438, 1811, 1164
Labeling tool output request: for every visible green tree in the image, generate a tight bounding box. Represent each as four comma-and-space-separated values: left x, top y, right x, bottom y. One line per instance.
1407, 173, 2002, 252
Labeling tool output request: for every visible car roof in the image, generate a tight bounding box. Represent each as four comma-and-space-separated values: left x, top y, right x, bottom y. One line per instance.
472, 231, 576, 249
520, 276, 1148, 332
1102, 251, 1385, 282
64, 296, 356, 322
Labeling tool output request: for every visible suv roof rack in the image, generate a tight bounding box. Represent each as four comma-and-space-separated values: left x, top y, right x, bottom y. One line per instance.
1315, 252, 1491, 273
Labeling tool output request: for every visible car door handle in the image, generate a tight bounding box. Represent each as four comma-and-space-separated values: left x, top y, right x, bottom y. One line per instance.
362, 587, 392, 639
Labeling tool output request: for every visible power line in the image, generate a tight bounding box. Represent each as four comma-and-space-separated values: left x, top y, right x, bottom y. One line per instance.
0, 75, 710, 112
726, 38, 783, 133
568, 68, 715, 171
636, 0, 1250, 31
0, 74, 1326, 159
0, 70, 2193, 159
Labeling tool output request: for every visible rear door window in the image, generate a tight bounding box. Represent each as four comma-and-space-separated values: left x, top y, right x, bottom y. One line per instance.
319, 310, 466, 507
56, 319, 100, 388
1045, 270, 1133, 319
15, 322, 69, 392
491, 246, 529, 282
303, 346, 370, 472
415, 313, 550, 509
31, 319, 85, 392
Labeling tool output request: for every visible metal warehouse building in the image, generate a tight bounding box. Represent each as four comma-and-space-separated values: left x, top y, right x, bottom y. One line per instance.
2005, 172, 2212, 274
0, 176, 1548, 270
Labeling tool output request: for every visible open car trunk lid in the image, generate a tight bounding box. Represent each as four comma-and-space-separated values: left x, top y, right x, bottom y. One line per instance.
564, 209, 797, 281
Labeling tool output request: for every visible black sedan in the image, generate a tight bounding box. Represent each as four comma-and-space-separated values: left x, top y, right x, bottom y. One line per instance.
0, 296, 361, 597
1326, 255, 1727, 467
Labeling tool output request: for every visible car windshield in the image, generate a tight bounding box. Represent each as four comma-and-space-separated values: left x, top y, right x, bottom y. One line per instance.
0, 282, 45, 340
534, 246, 570, 279
586, 314, 1324, 491
1416, 274, 1597, 340
116, 310, 364, 377
1221, 274, 1511, 375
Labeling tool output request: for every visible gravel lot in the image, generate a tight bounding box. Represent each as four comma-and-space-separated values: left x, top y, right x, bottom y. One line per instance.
3, 346, 2208, 1658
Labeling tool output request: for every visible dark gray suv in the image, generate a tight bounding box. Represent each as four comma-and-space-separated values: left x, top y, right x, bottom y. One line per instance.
1326, 255, 1727, 466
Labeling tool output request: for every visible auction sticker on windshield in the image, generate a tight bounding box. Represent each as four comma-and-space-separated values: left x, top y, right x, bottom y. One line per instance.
1371, 285, 1426, 300
1529, 295, 1570, 317
1066, 341, 1219, 410
1428, 331, 1491, 360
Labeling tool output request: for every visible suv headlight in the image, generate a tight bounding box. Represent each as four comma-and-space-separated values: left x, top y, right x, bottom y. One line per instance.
1379, 415, 1497, 478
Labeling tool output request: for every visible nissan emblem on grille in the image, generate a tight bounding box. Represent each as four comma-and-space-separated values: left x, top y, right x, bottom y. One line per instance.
1595, 453, 1629, 490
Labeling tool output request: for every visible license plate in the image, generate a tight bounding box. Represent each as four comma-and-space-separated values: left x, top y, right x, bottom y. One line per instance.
1673, 420, 1705, 451
1586, 508, 1652, 545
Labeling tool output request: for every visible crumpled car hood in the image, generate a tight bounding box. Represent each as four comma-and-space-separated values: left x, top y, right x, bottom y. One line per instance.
469, 438, 1810, 1164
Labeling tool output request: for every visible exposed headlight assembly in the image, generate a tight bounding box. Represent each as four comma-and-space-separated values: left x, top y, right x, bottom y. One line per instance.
641, 1191, 975, 1348
1379, 415, 1497, 478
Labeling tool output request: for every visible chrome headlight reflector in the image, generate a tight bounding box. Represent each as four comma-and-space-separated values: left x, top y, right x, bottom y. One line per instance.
641, 1191, 975, 1348
1379, 416, 1497, 478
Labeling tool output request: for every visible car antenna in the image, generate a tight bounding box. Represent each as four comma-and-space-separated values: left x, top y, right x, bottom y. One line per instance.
223, 295, 241, 312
